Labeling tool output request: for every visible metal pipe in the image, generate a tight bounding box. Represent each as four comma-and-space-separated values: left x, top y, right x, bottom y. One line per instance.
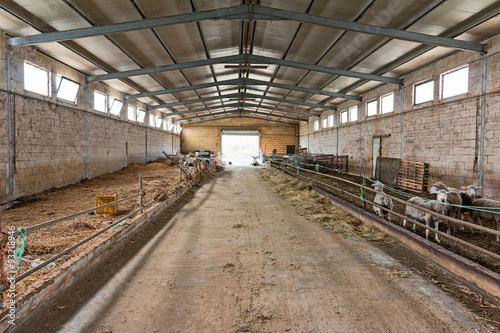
479, 55, 487, 195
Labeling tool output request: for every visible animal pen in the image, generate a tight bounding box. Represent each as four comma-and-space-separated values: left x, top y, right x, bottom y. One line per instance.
268, 158, 500, 278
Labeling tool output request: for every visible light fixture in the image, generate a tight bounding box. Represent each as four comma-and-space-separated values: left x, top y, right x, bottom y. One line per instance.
224, 64, 268, 69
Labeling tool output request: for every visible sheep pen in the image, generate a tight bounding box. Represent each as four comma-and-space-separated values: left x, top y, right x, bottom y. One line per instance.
269, 161, 500, 275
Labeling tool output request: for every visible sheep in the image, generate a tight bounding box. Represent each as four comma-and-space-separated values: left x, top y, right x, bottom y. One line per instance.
403, 190, 449, 243
430, 182, 462, 220
469, 198, 500, 242
371, 182, 394, 221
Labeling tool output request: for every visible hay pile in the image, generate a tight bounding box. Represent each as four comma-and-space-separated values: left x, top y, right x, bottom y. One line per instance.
260, 168, 388, 242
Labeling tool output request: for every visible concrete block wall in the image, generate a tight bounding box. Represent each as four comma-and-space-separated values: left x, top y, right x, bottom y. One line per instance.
181, 117, 298, 156
0, 92, 8, 201
0, 32, 180, 203
300, 33, 500, 198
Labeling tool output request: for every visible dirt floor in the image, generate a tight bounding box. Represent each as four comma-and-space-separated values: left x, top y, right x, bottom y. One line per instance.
1, 158, 187, 296
14, 166, 500, 333
283, 163, 500, 275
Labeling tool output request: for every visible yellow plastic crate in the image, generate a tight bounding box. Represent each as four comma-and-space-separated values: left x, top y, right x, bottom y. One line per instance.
96, 194, 118, 214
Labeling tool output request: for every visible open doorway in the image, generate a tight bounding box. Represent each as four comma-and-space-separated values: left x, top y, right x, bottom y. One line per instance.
221, 129, 259, 165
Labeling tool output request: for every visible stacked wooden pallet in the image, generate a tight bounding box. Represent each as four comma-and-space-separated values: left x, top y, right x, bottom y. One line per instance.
398, 159, 429, 193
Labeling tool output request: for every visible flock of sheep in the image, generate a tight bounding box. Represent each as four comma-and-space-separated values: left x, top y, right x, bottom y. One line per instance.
371, 181, 500, 243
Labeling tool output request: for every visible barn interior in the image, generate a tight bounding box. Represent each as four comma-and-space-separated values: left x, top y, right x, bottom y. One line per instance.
1, 0, 500, 332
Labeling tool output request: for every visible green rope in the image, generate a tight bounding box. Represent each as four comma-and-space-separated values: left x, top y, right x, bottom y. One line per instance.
315, 164, 319, 172
360, 186, 365, 202
15, 228, 27, 272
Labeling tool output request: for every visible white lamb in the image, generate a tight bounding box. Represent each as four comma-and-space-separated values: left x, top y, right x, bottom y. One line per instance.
371, 182, 394, 221
403, 190, 449, 243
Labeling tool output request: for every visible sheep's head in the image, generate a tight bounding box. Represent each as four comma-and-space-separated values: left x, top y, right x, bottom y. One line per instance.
430, 182, 448, 194
436, 189, 448, 203
462, 185, 477, 198
371, 183, 384, 192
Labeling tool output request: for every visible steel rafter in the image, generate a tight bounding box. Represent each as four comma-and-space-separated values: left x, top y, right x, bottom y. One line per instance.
173, 109, 304, 122
88, 53, 400, 85
163, 102, 319, 117
148, 92, 332, 113
183, 114, 298, 126
125, 77, 360, 101
8, 4, 484, 53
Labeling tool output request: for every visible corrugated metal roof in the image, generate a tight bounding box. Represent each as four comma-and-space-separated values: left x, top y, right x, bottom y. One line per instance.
1, 0, 499, 124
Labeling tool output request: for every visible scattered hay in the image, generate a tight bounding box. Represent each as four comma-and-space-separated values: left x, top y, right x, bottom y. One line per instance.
223, 262, 235, 272
378, 264, 411, 280
260, 168, 389, 242
233, 223, 246, 229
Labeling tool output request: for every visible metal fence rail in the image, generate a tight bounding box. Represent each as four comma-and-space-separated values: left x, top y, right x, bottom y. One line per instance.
269, 160, 500, 263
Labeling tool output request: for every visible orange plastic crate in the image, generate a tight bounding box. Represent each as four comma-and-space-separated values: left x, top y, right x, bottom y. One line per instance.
96, 194, 118, 214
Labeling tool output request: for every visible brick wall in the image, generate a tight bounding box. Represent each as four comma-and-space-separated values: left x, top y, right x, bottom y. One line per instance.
181, 117, 298, 156
300, 35, 500, 198
0, 32, 180, 203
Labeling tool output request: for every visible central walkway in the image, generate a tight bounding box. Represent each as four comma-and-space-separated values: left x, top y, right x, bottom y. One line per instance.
19, 167, 478, 332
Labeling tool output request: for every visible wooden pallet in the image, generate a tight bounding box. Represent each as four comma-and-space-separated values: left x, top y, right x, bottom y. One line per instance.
398, 159, 429, 193
316, 154, 349, 172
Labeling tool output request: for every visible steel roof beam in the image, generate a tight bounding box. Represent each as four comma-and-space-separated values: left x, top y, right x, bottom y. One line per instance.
173, 109, 305, 122
163, 102, 319, 117
87, 54, 246, 82
125, 77, 360, 101
88, 53, 400, 85
9, 4, 484, 53
148, 93, 332, 113
8, 6, 251, 46
183, 114, 298, 126
251, 5, 484, 53
246, 54, 401, 85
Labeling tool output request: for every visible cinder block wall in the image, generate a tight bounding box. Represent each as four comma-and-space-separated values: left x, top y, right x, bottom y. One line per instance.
300, 34, 500, 199
0, 32, 180, 203
181, 118, 298, 156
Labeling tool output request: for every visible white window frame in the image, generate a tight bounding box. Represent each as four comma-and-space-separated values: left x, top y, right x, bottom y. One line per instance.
56, 75, 80, 103
441, 65, 469, 99
24, 61, 50, 96
109, 98, 123, 116
327, 114, 334, 128
313, 120, 320, 131
137, 109, 146, 123
341, 110, 348, 124
349, 106, 358, 122
366, 99, 378, 117
167, 119, 174, 131
414, 79, 434, 105
94, 91, 107, 112
322, 117, 328, 129
380, 92, 394, 114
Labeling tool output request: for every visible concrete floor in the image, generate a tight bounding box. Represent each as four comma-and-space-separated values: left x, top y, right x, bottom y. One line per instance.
16, 166, 481, 332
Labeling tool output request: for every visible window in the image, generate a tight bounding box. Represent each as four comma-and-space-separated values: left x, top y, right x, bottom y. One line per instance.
56, 75, 80, 103
380, 92, 394, 114
127, 105, 135, 121
366, 100, 378, 117
313, 120, 320, 131
137, 109, 146, 123
94, 91, 106, 112
349, 106, 358, 122
149, 114, 155, 127
167, 119, 174, 131
163, 119, 168, 131
441, 65, 468, 99
322, 118, 327, 129
341, 110, 348, 124
327, 114, 334, 127
24, 62, 50, 96
414, 79, 434, 104
109, 98, 123, 116
155, 115, 163, 128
